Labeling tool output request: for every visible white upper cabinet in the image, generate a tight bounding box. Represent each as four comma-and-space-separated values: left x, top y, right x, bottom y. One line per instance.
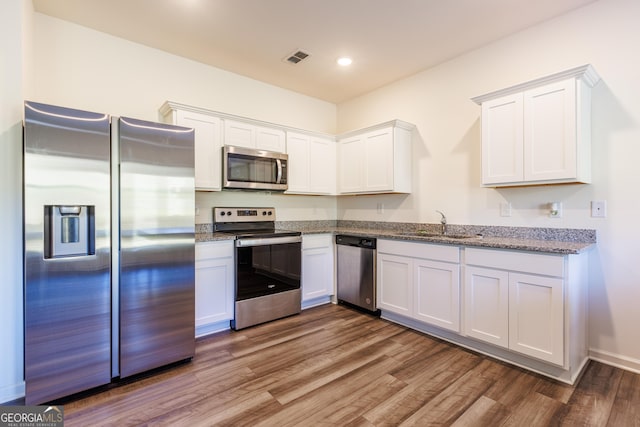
286, 131, 336, 195
472, 65, 600, 187
224, 119, 286, 153
337, 120, 414, 194
160, 103, 223, 191
161, 101, 414, 195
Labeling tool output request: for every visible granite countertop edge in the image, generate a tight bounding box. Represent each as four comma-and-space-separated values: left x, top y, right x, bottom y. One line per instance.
196, 224, 595, 255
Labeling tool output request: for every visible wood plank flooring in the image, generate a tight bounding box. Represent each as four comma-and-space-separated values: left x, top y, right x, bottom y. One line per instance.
60, 304, 640, 426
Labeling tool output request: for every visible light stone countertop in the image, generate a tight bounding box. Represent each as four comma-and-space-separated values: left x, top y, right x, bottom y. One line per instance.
196, 220, 596, 255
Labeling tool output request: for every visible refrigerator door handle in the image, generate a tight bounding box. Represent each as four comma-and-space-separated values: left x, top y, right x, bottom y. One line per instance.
276, 158, 283, 184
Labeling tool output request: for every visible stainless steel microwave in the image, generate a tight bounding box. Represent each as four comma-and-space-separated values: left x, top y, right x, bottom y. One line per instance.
223, 145, 288, 191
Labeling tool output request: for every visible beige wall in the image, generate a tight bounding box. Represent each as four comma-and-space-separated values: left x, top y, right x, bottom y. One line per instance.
31, 13, 339, 224
337, 0, 640, 370
0, 0, 34, 403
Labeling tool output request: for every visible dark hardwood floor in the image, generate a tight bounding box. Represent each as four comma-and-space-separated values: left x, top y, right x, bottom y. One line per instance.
61, 304, 639, 426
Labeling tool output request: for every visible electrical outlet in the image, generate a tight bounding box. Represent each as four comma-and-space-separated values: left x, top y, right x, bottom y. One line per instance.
549, 202, 562, 218
591, 200, 607, 218
500, 202, 512, 217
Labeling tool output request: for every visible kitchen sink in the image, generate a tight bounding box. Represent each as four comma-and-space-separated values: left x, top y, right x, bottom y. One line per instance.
401, 231, 482, 240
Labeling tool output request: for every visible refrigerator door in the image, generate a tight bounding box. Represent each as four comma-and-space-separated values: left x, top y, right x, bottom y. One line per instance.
118, 117, 195, 378
24, 101, 111, 404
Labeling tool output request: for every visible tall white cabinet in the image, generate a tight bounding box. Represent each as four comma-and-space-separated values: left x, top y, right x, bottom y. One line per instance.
160, 105, 223, 191
472, 64, 600, 187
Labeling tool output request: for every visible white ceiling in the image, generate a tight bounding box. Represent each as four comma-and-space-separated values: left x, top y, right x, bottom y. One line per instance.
32, 0, 598, 104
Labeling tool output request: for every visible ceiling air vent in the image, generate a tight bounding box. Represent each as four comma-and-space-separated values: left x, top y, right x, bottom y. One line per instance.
284, 50, 310, 65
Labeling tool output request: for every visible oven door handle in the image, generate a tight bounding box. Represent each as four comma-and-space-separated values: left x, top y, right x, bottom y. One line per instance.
236, 235, 302, 247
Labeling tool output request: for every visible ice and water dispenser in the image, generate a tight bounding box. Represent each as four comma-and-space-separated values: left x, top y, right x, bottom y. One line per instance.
44, 205, 95, 258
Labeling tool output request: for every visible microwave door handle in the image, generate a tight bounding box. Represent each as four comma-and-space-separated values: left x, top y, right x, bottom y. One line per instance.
276, 159, 283, 184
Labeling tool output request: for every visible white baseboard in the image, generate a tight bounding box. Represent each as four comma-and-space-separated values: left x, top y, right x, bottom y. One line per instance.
0, 381, 24, 404
195, 320, 231, 338
301, 296, 332, 310
589, 348, 640, 374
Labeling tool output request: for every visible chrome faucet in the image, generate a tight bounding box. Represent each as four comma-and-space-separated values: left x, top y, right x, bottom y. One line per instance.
436, 210, 447, 235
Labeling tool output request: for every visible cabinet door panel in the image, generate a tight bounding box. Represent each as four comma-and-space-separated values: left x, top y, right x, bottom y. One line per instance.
524, 79, 576, 181
176, 111, 222, 191
377, 253, 412, 315
285, 133, 310, 192
481, 93, 524, 184
338, 136, 363, 193
195, 242, 234, 326
309, 137, 336, 194
364, 128, 393, 192
464, 266, 509, 348
302, 247, 333, 301
224, 120, 255, 148
256, 126, 286, 152
414, 259, 460, 332
509, 273, 564, 366
195, 260, 233, 325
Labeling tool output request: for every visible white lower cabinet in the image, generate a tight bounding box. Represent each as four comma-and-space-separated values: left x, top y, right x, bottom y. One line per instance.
379, 241, 588, 384
414, 258, 460, 332
301, 234, 334, 308
377, 240, 460, 333
464, 247, 585, 370
465, 265, 565, 365
464, 266, 509, 348
508, 273, 564, 366
378, 253, 413, 316
195, 240, 235, 336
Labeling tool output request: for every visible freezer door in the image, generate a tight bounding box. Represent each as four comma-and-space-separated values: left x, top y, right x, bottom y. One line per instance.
24, 101, 111, 404
118, 116, 195, 378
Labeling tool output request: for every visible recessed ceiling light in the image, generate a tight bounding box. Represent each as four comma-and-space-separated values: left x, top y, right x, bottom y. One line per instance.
337, 57, 353, 66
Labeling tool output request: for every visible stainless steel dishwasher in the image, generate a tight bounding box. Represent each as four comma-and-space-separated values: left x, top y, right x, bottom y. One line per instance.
336, 235, 379, 315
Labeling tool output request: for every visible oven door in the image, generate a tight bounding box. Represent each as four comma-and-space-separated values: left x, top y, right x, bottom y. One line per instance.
235, 236, 301, 300
223, 145, 288, 191
233, 235, 302, 329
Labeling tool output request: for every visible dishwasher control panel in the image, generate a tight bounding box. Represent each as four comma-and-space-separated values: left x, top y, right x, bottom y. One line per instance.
335, 235, 377, 249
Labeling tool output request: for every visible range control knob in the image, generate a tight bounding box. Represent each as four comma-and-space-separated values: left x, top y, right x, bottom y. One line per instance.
268, 211, 273, 216
227, 211, 232, 216
220, 211, 226, 216
262, 211, 267, 216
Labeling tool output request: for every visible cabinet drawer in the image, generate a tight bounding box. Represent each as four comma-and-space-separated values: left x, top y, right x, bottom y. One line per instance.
465, 247, 564, 277
302, 234, 333, 250
196, 240, 234, 261
378, 239, 459, 263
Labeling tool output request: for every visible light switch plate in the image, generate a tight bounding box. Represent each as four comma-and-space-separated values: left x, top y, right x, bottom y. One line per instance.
591, 201, 607, 218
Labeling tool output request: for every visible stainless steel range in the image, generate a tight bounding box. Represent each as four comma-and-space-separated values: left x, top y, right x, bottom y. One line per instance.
213, 207, 302, 330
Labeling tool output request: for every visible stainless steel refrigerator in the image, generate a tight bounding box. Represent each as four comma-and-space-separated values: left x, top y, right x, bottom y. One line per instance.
24, 101, 195, 405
